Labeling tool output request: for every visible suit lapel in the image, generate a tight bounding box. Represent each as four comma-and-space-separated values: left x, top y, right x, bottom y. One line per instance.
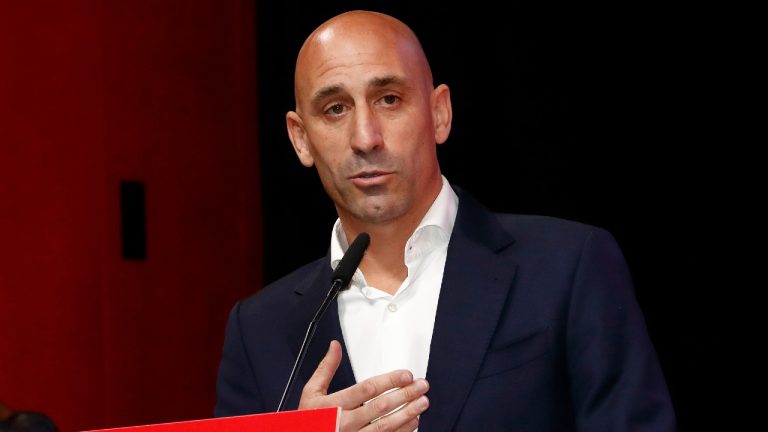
419, 191, 518, 432
284, 257, 356, 410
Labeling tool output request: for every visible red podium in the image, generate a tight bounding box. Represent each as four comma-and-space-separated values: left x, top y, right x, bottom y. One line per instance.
83, 408, 340, 432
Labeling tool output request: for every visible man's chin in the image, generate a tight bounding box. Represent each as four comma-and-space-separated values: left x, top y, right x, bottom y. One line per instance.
348, 200, 406, 225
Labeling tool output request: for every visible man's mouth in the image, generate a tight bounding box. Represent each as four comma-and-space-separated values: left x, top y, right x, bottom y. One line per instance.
349, 171, 393, 186
352, 171, 389, 179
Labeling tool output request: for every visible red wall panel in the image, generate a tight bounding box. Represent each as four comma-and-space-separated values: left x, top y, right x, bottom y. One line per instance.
0, 1, 260, 431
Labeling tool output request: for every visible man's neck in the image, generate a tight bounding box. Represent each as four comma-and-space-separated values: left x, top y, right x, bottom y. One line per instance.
340, 212, 420, 295
339, 181, 442, 295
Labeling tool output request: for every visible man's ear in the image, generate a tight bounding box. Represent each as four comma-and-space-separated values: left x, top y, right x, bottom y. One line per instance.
286, 111, 314, 167
431, 84, 452, 145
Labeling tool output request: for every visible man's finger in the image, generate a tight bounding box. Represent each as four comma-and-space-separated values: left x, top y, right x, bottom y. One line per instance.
335, 369, 414, 410
365, 395, 429, 432
301, 340, 342, 400
363, 378, 429, 422
342, 378, 428, 429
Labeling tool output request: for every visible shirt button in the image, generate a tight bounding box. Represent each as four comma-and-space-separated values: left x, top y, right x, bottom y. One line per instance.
387, 303, 398, 312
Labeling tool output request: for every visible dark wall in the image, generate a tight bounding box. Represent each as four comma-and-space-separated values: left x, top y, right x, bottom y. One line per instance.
0, 1, 260, 430
257, 2, 730, 430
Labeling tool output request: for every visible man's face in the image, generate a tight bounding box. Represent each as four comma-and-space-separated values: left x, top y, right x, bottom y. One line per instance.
287, 18, 451, 226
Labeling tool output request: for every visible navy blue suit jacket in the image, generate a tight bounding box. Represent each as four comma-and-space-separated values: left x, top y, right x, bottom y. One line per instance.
215, 190, 676, 431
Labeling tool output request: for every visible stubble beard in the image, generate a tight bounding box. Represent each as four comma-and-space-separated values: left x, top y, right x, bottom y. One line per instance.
339, 185, 411, 225
334, 153, 409, 224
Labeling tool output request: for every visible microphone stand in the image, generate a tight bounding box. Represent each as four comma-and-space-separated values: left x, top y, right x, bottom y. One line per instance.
275, 231, 369, 412
276, 277, 344, 412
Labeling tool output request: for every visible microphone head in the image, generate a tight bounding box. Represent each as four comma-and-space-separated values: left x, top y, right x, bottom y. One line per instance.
332, 232, 370, 288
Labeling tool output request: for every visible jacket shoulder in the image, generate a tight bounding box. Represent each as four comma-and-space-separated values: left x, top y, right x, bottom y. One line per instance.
453, 187, 616, 253
496, 213, 606, 239
238, 256, 327, 318
492, 213, 622, 258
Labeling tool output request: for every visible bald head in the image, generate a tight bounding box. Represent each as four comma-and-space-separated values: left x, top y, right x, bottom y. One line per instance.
293, 11, 433, 113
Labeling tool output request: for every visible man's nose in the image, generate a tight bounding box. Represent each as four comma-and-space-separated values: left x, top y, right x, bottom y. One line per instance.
350, 105, 383, 154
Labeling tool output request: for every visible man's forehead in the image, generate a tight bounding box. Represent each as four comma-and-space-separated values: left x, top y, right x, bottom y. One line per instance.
293, 11, 432, 108
298, 40, 411, 98
300, 30, 403, 73
310, 75, 408, 101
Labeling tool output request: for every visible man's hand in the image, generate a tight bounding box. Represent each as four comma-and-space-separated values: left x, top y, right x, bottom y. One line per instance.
299, 340, 430, 431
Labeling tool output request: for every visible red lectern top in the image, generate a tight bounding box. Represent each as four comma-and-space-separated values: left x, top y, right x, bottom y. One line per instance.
83, 407, 340, 432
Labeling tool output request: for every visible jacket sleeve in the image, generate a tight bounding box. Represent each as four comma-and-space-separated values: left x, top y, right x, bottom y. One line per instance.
214, 302, 266, 417
566, 228, 676, 431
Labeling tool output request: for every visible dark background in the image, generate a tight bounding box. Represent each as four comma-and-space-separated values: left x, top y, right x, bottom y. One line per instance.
256, 1, 732, 430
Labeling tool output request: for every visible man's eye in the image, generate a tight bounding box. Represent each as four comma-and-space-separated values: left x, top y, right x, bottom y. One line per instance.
326, 104, 345, 115
381, 95, 399, 105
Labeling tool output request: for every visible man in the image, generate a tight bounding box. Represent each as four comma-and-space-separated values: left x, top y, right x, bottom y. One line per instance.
215, 10, 676, 431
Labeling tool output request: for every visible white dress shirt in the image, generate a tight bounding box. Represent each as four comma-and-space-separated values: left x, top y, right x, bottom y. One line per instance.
332, 176, 459, 383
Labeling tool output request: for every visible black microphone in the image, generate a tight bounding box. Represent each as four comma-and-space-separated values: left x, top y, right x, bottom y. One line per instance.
276, 232, 370, 412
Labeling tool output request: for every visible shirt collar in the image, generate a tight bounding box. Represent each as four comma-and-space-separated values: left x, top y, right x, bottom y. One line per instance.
330, 175, 459, 271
